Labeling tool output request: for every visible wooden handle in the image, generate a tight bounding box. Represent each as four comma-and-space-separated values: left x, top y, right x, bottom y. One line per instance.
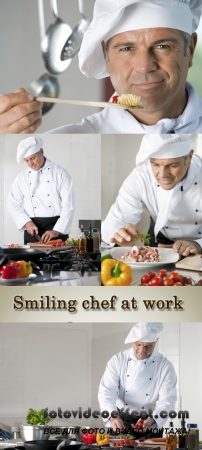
34, 96, 142, 110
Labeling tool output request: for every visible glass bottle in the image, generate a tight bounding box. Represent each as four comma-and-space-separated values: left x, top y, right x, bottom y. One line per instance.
187, 424, 199, 450
78, 225, 87, 253
179, 419, 187, 448
86, 223, 94, 252
92, 227, 100, 251
166, 421, 177, 450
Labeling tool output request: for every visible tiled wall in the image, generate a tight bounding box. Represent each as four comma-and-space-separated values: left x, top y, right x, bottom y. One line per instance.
4, 134, 101, 244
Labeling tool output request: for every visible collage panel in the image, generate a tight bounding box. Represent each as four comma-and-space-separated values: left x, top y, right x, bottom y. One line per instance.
0, 134, 101, 286
0, 323, 201, 444
101, 134, 202, 287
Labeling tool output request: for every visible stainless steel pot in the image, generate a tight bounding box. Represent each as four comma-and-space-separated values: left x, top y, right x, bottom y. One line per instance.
19, 426, 50, 442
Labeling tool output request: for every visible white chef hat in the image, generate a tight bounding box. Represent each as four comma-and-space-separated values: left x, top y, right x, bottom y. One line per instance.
136, 134, 197, 166
17, 137, 44, 165
125, 322, 163, 344
79, 0, 202, 79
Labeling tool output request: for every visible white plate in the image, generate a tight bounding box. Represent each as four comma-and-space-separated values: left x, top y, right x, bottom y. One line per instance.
0, 244, 30, 249
0, 273, 37, 284
102, 247, 179, 267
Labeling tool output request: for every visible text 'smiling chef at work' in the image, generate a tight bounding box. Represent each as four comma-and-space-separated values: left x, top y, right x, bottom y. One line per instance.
98, 323, 177, 437
102, 134, 202, 257
7, 137, 75, 244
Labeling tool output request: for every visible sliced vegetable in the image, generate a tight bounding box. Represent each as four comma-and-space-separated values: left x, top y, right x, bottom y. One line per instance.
101, 259, 132, 286
26, 408, 51, 425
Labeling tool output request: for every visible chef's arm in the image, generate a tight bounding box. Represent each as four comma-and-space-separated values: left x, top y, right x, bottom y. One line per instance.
159, 240, 201, 256
152, 362, 177, 429
53, 172, 75, 235
7, 179, 32, 231
0, 89, 42, 134
98, 356, 122, 428
102, 171, 144, 245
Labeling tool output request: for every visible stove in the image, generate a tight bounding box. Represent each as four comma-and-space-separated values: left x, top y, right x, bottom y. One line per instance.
0, 249, 101, 286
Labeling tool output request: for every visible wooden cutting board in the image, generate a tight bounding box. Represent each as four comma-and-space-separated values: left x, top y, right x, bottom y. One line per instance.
175, 254, 202, 271
137, 440, 165, 446
28, 243, 52, 248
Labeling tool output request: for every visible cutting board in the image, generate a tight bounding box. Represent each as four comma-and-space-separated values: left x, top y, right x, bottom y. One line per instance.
137, 440, 166, 446
28, 243, 52, 248
175, 254, 202, 271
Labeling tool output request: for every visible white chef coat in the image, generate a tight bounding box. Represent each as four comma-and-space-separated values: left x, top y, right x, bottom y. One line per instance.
7, 158, 75, 234
98, 348, 177, 429
49, 82, 202, 134
101, 154, 202, 247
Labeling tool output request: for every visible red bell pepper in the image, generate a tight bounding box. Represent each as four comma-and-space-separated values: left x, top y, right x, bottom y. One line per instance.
82, 432, 96, 445
0, 260, 21, 279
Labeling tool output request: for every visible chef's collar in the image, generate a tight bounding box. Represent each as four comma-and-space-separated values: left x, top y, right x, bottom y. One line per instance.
129, 346, 158, 363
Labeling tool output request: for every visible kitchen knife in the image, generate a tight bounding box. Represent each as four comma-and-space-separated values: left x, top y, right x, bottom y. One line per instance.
34, 233, 42, 242
199, 255, 202, 270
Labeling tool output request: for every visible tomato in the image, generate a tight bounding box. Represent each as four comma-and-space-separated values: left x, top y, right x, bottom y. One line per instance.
170, 271, 184, 282
183, 277, 193, 285
151, 276, 164, 286
173, 282, 184, 286
141, 283, 149, 286
158, 269, 167, 278
148, 271, 156, 279
123, 439, 130, 444
197, 279, 202, 285
141, 274, 151, 284
163, 277, 174, 286
112, 95, 119, 103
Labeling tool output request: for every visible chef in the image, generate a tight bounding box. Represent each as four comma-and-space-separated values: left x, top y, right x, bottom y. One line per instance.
1, 0, 202, 134
101, 134, 202, 257
7, 137, 75, 244
98, 323, 177, 436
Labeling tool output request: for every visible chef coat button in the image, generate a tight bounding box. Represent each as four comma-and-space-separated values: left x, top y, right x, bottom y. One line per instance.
32, 196, 34, 198
126, 390, 128, 392
194, 182, 197, 185
47, 181, 49, 182
196, 210, 198, 212
127, 375, 129, 377
48, 168, 50, 169
199, 232, 201, 235
146, 394, 148, 396
34, 207, 36, 209
149, 378, 152, 380
195, 222, 198, 225
153, 361, 155, 363
30, 183, 31, 185
165, 226, 168, 229
157, 184, 160, 187
29, 171, 31, 173
142, 407, 144, 409
48, 194, 50, 196
49, 206, 51, 207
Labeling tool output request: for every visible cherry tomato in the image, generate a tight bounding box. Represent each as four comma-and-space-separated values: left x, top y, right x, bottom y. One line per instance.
148, 271, 156, 279
151, 276, 164, 286
197, 279, 202, 285
183, 277, 193, 285
170, 271, 184, 283
112, 95, 119, 103
141, 283, 149, 286
163, 277, 174, 286
158, 269, 167, 278
141, 274, 151, 284
173, 282, 184, 286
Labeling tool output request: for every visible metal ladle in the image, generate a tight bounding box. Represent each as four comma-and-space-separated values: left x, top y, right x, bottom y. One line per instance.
41, 0, 73, 75
61, 0, 89, 61
27, 0, 60, 115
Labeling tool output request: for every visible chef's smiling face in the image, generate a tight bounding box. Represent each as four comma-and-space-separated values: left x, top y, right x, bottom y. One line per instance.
150, 150, 194, 190
133, 341, 157, 360
102, 28, 197, 122
24, 149, 45, 171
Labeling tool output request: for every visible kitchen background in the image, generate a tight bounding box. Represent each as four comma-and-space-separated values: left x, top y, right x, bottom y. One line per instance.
0, 133, 101, 244
1, 0, 202, 133
0, 322, 201, 434
101, 134, 202, 230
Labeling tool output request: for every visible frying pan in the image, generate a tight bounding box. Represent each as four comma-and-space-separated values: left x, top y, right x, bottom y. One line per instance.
0, 247, 76, 268
22, 440, 82, 450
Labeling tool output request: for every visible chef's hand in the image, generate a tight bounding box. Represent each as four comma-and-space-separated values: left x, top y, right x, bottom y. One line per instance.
158, 240, 201, 257
110, 416, 125, 432
41, 230, 60, 243
25, 221, 38, 236
110, 223, 144, 246
0, 88, 42, 134
132, 418, 155, 432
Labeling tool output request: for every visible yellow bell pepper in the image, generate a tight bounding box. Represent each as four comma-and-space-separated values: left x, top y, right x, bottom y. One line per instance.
96, 433, 110, 446
17, 261, 33, 278
101, 259, 132, 286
